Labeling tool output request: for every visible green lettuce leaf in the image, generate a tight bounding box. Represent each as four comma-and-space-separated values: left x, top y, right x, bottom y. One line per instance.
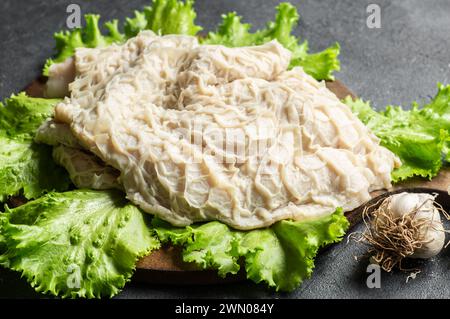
0, 189, 160, 298
154, 220, 241, 277
123, 0, 202, 38
0, 215, 5, 253
291, 43, 340, 81
153, 208, 349, 291
203, 2, 340, 80
345, 83, 450, 182
203, 12, 256, 47
144, 0, 202, 36
0, 93, 59, 139
124, 0, 202, 37
0, 138, 70, 202
124, 10, 149, 38
0, 94, 70, 201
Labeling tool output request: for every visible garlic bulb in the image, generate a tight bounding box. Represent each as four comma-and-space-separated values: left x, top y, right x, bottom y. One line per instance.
388, 192, 445, 259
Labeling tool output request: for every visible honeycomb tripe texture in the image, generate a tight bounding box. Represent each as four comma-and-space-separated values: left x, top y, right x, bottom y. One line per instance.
50, 31, 401, 230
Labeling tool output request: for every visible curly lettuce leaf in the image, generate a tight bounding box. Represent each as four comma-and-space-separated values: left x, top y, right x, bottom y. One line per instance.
153, 208, 349, 292
291, 43, 340, 81
144, 0, 202, 36
0, 93, 59, 138
0, 215, 6, 253
124, 10, 149, 38
345, 84, 450, 182
44, 0, 201, 75
154, 220, 241, 277
124, 0, 202, 37
0, 138, 70, 202
203, 12, 256, 47
0, 94, 70, 201
417, 84, 450, 162
203, 2, 340, 80
0, 190, 160, 298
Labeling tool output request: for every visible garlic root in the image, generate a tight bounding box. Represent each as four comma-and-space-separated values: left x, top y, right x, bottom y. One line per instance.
357, 192, 449, 272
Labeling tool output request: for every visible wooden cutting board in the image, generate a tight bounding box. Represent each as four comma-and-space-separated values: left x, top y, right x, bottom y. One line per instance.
24, 78, 450, 285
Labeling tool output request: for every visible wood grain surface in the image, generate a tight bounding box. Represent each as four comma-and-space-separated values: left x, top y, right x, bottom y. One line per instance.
24, 78, 450, 285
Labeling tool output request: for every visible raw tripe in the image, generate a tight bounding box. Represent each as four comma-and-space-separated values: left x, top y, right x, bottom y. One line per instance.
37, 31, 401, 229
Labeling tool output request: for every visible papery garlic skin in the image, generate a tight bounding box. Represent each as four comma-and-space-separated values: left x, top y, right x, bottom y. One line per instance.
388, 192, 445, 259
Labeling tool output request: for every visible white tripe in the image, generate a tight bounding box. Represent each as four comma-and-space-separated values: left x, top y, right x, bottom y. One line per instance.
38, 31, 401, 229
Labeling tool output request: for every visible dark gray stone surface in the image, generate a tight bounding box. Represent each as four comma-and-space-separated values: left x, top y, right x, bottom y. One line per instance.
0, 0, 449, 299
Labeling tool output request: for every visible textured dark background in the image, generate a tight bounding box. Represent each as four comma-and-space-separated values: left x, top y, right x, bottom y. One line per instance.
1, 0, 450, 299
